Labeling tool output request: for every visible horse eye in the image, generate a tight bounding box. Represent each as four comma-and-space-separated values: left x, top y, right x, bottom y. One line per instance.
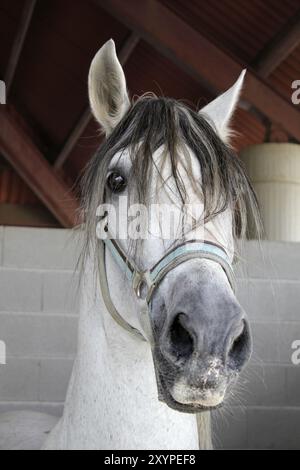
106, 172, 127, 193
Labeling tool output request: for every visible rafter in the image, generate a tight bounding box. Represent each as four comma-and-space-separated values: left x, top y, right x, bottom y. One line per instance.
253, 9, 300, 78
97, 0, 300, 142
54, 32, 139, 170
0, 107, 79, 228
5, 0, 37, 95
54, 107, 91, 170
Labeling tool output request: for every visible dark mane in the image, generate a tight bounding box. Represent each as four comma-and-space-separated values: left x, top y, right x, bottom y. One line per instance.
80, 96, 261, 261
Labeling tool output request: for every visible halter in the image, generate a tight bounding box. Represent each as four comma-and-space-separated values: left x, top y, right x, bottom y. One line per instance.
97, 218, 236, 343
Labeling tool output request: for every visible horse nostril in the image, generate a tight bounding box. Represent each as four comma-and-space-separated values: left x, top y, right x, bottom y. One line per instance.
228, 320, 251, 369
169, 313, 194, 362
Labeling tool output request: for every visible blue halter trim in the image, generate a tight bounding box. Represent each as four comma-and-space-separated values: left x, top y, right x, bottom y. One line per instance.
102, 235, 236, 304
150, 240, 231, 282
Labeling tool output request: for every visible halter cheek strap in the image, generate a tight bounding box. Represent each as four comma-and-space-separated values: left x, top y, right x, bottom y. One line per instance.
97, 240, 147, 341
97, 227, 236, 343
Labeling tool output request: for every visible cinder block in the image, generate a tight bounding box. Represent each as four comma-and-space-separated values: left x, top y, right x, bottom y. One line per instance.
278, 323, 300, 364
0, 227, 4, 266
235, 240, 300, 281
250, 322, 280, 364
237, 278, 300, 323
0, 269, 42, 312
229, 364, 286, 407
212, 406, 247, 450
39, 358, 74, 402
3, 227, 81, 270
0, 358, 40, 401
0, 401, 64, 418
286, 366, 300, 406
42, 271, 80, 314
247, 407, 300, 449
0, 314, 78, 358
237, 279, 279, 322
276, 282, 300, 322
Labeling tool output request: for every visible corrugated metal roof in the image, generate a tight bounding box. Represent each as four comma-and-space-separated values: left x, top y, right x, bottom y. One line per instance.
232, 108, 266, 150
0, 167, 38, 205
0, 0, 26, 73
161, 0, 300, 63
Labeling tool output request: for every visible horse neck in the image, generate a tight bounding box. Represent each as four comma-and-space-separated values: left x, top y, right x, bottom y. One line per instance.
63, 255, 199, 450
77, 254, 153, 378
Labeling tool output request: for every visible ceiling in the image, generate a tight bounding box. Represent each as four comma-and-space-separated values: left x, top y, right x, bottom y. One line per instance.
0, 0, 299, 227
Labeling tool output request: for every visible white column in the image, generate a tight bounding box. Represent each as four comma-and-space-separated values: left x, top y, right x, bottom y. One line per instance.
240, 143, 300, 242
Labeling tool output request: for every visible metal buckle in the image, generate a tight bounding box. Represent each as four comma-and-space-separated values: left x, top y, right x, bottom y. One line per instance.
132, 271, 150, 300
96, 212, 109, 240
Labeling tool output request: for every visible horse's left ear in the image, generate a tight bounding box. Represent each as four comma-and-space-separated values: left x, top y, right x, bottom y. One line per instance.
88, 39, 130, 135
199, 69, 246, 143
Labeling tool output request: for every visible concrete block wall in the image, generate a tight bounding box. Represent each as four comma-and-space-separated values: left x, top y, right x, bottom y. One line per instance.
214, 241, 300, 450
0, 227, 80, 418
0, 227, 300, 449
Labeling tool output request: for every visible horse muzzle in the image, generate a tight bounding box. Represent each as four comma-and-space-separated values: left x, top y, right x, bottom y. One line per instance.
150, 260, 252, 413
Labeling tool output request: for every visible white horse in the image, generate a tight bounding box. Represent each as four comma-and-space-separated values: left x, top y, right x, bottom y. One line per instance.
0, 39, 260, 450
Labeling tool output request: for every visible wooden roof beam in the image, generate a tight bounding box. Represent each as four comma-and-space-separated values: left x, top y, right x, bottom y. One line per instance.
5, 0, 37, 95
253, 9, 300, 78
54, 32, 140, 170
97, 0, 300, 142
0, 107, 79, 227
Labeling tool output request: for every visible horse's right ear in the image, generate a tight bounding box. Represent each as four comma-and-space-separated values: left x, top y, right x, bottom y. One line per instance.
88, 39, 130, 135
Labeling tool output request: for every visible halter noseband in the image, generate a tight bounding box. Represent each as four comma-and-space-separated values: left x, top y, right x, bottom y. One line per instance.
97, 220, 236, 343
